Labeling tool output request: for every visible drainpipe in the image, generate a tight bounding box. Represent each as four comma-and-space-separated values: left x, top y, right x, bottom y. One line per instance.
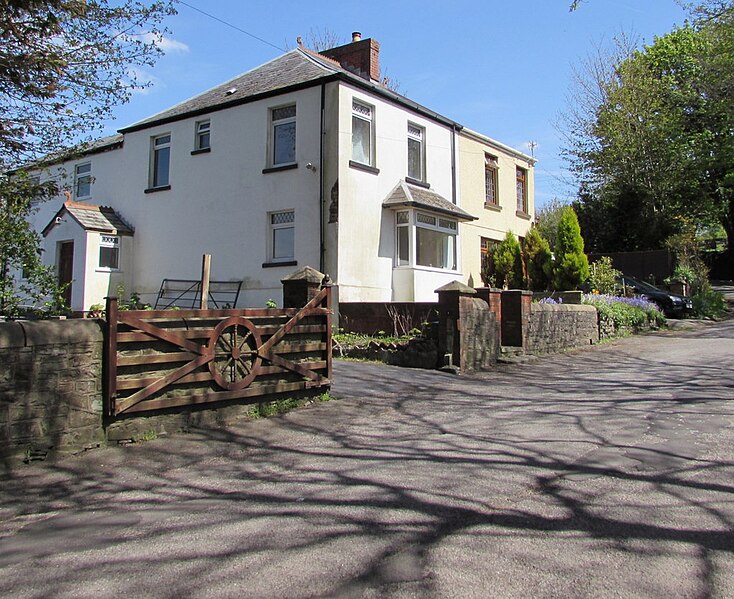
319, 82, 326, 273
451, 125, 458, 204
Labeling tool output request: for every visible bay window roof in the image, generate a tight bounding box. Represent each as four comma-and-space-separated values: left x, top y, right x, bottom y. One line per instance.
382, 180, 477, 221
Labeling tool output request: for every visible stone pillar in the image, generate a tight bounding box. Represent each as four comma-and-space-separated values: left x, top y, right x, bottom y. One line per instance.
281, 266, 328, 309
435, 281, 477, 372
501, 290, 532, 348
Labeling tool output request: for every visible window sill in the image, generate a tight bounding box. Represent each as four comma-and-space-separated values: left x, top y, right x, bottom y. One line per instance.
96, 268, 121, 273
144, 185, 171, 194
405, 177, 430, 189
484, 203, 502, 212
262, 260, 298, 269
393, 264, 461, 275
349, 160, 379, 175
191, 148, 211, 156
262, 163, 298, 174
515, 210, 531, 220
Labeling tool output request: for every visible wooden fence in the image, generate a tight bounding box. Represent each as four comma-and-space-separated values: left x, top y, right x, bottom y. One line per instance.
104, 286, 332, 416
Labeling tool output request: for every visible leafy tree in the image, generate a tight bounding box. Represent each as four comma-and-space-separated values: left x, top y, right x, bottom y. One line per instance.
534, 198, 569, 252
1, 0, 174, 316
553, 207, 589, 290
523, 226, 553, 291
561, 6, 734, 257
491, 231, 524, 290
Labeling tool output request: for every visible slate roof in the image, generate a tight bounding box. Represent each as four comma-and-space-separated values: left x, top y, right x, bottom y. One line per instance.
43, 200, 134, 237
122, 50, 337, 132
121, 48, 459, 133
382, 181, 477, 221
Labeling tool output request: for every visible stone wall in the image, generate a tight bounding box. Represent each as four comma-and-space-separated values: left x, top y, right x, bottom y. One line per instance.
527, 304, 599, 354
0, 319, 105, 464
459, 297, 498, 372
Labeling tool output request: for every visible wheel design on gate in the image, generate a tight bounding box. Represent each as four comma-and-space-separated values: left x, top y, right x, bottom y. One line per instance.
208, 317, 262, 391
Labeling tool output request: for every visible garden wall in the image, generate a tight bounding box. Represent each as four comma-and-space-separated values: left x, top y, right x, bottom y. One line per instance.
527, 304, 599, 353
0, 319, 275, 466
0, 319, 105, 465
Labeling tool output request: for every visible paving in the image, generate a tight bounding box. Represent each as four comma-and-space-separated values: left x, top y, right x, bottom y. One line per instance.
1, 318, 734, 598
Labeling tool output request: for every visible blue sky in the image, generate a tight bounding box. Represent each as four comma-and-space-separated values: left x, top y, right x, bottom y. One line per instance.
105, 0, 690, 209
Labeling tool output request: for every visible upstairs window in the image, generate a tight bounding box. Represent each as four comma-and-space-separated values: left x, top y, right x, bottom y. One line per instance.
75, 163, 92, 199
407, 123, 425, 182
271, 105, 296, 166
516, 166, 528, 214
150, 134, 171, 189
195, 120, 210, 151
99, 235, 120, 270
352, 100, 374, 166
485, 154, 499, 206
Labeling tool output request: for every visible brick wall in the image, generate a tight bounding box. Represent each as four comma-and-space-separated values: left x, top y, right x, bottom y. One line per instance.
527, 304, 599, 354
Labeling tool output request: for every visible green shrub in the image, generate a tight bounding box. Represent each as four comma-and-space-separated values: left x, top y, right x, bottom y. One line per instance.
554, 207, 589, 291
523, 227, 553, 291
582, 293, 666, 333
588, 256, 621, 295
692, 289, 727, 319
492, 231, 524, 289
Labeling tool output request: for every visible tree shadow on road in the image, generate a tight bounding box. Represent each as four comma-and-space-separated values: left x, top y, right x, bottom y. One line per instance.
1, 324, 733, 597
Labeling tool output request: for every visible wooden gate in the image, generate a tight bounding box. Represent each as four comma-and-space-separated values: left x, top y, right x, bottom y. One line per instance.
104, 286, 332, 416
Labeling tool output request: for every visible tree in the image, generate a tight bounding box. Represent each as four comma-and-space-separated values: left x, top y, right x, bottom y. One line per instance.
553, 207, 589, 290
561, 6, 734, 256
523, 226, 553, 291
534, 198, 569, 252
491, 232, 524, 290
1, 0, 174, 315
1, 0, 175, 166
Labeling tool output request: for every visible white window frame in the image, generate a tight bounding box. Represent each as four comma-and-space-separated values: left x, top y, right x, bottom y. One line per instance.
98, 235, 120, 271
394, 209, 458, 272
407, 123, 425, 182
268, 210, 295, 263
74, 162, 92, 199
352, 100, 374, 166
195, 120, 211, 151
270, 104, 297, 167
150, 133, 171, 189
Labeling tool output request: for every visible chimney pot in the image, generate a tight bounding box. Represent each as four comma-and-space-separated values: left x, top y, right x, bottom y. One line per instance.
352, 31, 362, 42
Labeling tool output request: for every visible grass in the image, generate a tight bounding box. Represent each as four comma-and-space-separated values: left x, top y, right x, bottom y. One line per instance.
247, 391, 335, 419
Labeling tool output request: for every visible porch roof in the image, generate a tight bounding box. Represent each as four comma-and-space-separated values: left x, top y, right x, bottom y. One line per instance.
382, 181, 477, 221
42, 200, 134, 237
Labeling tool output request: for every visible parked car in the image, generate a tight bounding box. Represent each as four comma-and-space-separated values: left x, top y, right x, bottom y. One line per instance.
618, 275, 694, 318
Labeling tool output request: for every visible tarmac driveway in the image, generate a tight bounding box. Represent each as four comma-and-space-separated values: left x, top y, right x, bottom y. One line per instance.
1, 319, 733, 598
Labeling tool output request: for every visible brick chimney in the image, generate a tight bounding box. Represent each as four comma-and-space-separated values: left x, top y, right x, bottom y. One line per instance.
320, 32, 380, 82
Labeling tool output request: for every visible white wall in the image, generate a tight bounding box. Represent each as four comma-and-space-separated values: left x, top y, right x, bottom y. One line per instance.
335, 83, 458, 302
30, 87, 326, 310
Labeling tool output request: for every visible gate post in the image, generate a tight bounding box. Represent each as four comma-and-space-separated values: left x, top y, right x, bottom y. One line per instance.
103, 296, 118, 417
435, 281, 477, 372
281, 265, 326, 308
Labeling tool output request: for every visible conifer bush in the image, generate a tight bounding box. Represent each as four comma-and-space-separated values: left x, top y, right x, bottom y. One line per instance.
553, 207, 589, 290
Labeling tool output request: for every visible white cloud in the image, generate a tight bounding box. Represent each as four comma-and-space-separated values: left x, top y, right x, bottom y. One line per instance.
139, 31, 190, 54
127, 67, 163, 95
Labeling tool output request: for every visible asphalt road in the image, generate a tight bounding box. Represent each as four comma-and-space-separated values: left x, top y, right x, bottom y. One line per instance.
1, 319, 733, 598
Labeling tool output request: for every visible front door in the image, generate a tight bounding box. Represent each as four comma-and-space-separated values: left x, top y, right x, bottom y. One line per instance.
58, 241, 74, 309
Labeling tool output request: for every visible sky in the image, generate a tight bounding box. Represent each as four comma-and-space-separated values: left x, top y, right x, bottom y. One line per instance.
102, 0, 690, 210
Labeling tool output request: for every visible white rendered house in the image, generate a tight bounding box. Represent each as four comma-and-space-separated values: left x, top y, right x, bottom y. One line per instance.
26, 33, 535, 312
